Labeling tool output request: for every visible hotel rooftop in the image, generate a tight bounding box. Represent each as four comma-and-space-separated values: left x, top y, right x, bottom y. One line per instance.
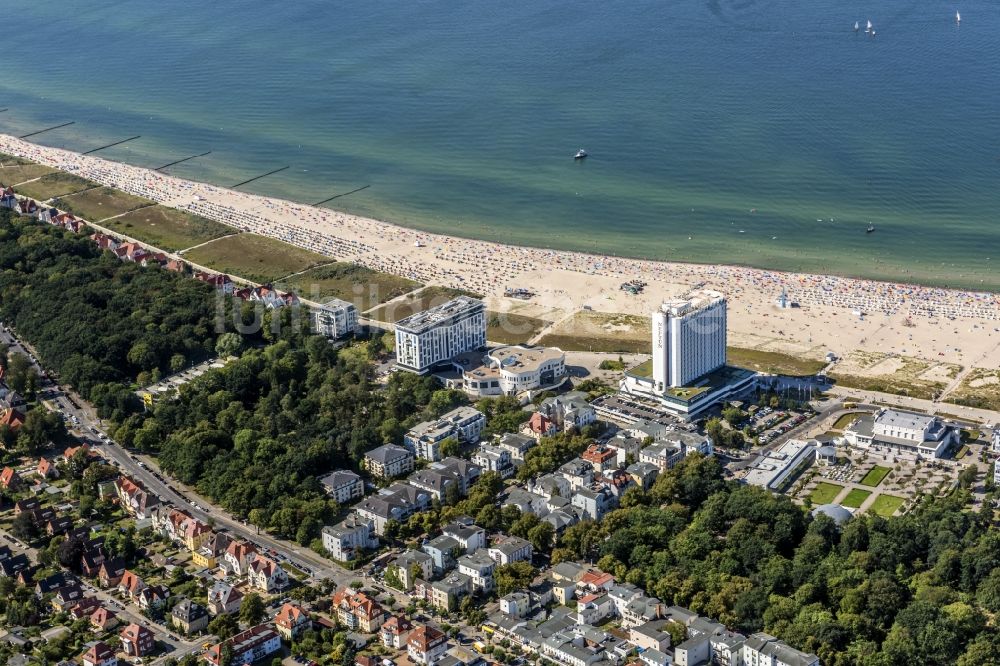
395, 296, 484, 334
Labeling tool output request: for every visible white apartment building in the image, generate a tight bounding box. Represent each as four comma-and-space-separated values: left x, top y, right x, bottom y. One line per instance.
395, 296, 486, 374
318, 470, 364, 504
404, 406, 486, 461
472, 443, 514, 478
742, 633, 819, 666
652, 290, 727, 390
321, 515, 378, 562
310, 298, 359, 339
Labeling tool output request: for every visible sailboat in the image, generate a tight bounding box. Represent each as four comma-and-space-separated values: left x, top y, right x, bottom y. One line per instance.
854, 21, 860, 32
956, 10, 961, 23
866, 19, 873, 33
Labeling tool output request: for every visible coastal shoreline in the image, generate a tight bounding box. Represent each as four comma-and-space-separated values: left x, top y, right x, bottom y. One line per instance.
3, 133, 1000, 378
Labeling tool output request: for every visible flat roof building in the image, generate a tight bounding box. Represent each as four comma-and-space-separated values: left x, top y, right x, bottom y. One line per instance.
311, 298, 359, 339
742, 439, 817, 492
395, 296, 486, 374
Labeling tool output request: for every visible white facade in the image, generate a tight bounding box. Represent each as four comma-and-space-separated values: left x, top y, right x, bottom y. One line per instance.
472, 443, 514, 478
395, 296, 486, 374
311, 298, 359, 339
322, 515, 378, 562
742, 440, 817, 492
653, 290, 727, 390
404, 407, 485, 461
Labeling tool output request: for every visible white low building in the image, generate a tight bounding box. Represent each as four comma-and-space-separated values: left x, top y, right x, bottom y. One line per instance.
322, 515, 378, 562
843, 408, 958, 459
742, 440, 817, 492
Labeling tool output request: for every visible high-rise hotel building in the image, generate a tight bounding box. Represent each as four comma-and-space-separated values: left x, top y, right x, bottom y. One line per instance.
651, 290, 727, 389
395, 296, 487, 374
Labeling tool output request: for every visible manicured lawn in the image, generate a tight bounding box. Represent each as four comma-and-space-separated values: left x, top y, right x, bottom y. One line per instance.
726, 347, 826, 376
0, 162, 56, 185
869, 494, 906, 518
367, 286, 480, 322
832, 412, 867, 431
809, 482, 844, 505
955, 445, 970, 460
277, 262, 419, 311
14, 172, 98, 200
104, 205, 234, 251
184, 233, 330, 283
486, 312, 551, 345
859, 465, 892, 487
56, 186, 154, 221
841, 488, 872, 508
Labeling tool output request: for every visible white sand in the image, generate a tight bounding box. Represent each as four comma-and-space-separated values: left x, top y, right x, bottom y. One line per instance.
3, 133, 1000, 371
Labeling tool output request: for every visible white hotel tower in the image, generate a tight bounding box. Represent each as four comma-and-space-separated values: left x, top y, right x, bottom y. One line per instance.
395, 296, 487, 374
651, 290, 727, 390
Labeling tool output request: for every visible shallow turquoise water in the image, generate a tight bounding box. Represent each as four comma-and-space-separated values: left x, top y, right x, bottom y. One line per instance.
2, 0, 998, 289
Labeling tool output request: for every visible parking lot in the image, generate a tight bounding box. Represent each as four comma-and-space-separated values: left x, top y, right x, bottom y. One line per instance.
139, 357, 230, 397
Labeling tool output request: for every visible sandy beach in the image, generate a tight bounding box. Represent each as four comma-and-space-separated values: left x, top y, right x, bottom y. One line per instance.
3, 133, 1000, 375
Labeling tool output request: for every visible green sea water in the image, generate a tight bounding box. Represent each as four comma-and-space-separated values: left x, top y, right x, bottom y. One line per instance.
2, 0, 998, 290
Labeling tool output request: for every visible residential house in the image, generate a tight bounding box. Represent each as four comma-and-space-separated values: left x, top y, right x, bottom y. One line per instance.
441, 520, 487, 554
207, 580, 243, 615
537, 392, 596, 431
80, 545, 108, 578
81, 641, 117, 666
408, 467, 464, 503
626, 461, 659, 490
90, 607, 119, 632
35, 572, 77, 598
247, 554, 288, 593
37, 457, 57, 479
194, 272, 234, 294
429, 573, 472, 612
576, 592, 615, 625
742, 633, 819, 666
363, 444, 415, 479
498, 433, 536, 460
525, 412, 557, 439
408, 625, 448, 665
223, 540, 258, 576
97, 558, 126, 588
0, 466, 21, 490
581, 443, 618, 474
332, 589, 385, 633
457, 551, 496, 594
381, 615, 413, 649
571, 487, 615, 522
0, 407, 25, 432
171, 599, 209, 635
390, 550, 434, 590
115, 477, 160, 520
404, 407, 485, 461
499, 591, 535, 619
488, 536, 533, 565
117, 570, 146, 601
557, 458, 594, 491
472, 443, 515, 479
193, 532, 231, 569
422, 535, 461, 574
120, 623, 155, 657
319, 470, 364, 504
322, 515, 378, 562
137, 584, 170, 612
639, 442, 685, 472
630, 621, 673, 652
204, 625, 282, 666
51, 583, 85, 611
275, 602, 311, 640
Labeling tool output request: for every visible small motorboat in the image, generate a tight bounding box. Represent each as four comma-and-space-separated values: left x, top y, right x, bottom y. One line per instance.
866, 223, 876, 233
574, 149, 588, 160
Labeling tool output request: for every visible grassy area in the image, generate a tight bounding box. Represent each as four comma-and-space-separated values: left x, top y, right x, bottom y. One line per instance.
538, 311, 651, 354
946, 368, 1000, 412
841, 488, 872, 508
184, 233, 330, 283
55, 186, 154, 221
955, 445, 971, 460
832, 412, 867, 431
869, 494, 906, 518
859, 465, 892, 487
102, 205, 234, 252
627, 359, 654, 378
13, 172, 98, 201
726, 347, 826, 376
829, 373, 945, 401
809, 482, 844, 505
367, 286, 480, 323
830, 351, 960, 401
277, 262, 419, 311
0, 162, 56, 185
487, 312, 551, 345
0, 152, 34, 166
